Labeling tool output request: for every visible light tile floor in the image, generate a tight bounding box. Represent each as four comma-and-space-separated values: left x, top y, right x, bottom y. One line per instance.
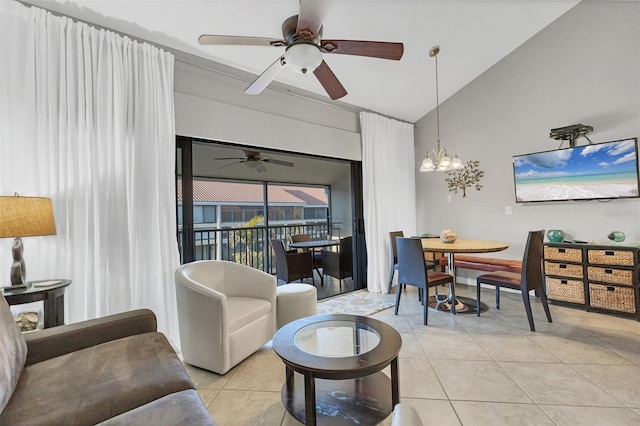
185, 283, 640, 425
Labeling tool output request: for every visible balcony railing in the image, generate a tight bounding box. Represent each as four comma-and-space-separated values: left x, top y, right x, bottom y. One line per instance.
178, 223, 332, 273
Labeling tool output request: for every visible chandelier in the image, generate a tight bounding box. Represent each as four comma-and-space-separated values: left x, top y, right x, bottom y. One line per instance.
419, 46, 463, 172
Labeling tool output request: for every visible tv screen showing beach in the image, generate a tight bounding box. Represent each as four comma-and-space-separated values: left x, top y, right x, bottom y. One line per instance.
513, 138, 640, 203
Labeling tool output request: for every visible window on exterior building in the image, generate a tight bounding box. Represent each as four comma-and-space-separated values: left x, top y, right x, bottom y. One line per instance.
304, 207, 328, 220
193, 206, 204, 223
221, 206, 239, 223
241, 207, 264, 223
203, 206, 216, 223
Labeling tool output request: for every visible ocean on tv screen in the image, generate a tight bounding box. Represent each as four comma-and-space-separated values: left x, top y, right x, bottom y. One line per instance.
513, 138, 640, 202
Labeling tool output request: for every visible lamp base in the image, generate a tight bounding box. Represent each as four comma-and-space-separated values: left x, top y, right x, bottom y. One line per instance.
10, 237, 26, 286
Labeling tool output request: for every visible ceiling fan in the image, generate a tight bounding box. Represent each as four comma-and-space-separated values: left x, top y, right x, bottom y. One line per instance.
198, 0, 404, 100
213, 150, 295, 173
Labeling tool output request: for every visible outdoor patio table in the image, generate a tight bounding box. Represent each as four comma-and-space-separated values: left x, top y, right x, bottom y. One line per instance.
289, 240, 339, 285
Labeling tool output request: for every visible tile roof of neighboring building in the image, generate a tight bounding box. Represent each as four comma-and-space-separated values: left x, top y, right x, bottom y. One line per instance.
177, 179, 328, 205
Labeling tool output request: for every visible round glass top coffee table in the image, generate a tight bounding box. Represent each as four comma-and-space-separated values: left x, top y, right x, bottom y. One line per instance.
273, 314, 402, 426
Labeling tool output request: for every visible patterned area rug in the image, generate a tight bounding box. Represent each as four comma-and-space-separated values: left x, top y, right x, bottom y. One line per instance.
317, 290, 396, 316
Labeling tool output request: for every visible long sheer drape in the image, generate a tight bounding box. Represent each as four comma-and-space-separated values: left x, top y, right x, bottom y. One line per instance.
360, 112, 416, 293
0, 0, 180, 345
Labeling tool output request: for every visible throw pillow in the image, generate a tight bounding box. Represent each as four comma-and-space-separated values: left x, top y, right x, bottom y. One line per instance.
0, 294, 27, 412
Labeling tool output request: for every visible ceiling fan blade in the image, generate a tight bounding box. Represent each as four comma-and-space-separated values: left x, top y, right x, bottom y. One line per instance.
263, 158, 295, 167
297, 0, 333, 39
245, 55, 287, 95
313, 60, 347, 100
320, 40, 404, 60
256, 164, 268, 173
218, 160, 243, 170
212, 157, 245, 161
198, 35, 286, 47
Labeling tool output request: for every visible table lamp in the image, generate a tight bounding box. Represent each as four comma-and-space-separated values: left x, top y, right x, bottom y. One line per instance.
0, 194, 57, 288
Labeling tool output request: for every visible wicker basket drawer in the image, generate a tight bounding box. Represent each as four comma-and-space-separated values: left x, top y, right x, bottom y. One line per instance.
587, 249, 635, 266
588, 283, 636, 314
544, 246, 582, 263
544, 261, 583, 278
587, 266, 633, 286
546, 278, 585, 304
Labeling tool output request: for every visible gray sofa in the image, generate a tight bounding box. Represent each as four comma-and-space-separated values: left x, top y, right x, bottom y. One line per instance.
0, 294, 215, 425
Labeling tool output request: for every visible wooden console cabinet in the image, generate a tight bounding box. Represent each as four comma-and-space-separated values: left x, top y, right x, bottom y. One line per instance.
543, 242, 640, 320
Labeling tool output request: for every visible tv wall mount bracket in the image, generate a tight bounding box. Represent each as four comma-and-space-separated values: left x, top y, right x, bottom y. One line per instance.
550, 123, 593, 147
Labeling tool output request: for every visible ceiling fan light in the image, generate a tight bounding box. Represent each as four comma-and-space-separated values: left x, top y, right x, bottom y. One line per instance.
285, 43, 322, 74
245, 160, 261, 169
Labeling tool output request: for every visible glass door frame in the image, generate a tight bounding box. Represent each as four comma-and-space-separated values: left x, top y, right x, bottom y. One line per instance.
176, 136, 366, 290
177, 136, 195, 263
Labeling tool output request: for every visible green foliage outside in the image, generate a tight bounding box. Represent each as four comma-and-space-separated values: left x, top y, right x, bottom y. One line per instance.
231, 215, 265, 268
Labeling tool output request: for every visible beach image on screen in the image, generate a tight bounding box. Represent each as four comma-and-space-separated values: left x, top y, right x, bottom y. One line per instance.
513, 139, 640, 202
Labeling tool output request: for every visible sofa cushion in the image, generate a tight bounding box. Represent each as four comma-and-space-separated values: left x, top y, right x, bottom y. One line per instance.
0, 294, 27, 413
97, 389, 216, 425
227, 297, 272, 333
1, 332, 194, 425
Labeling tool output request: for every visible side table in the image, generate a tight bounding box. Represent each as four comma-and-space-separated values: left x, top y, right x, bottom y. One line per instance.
2, 279, 72, 328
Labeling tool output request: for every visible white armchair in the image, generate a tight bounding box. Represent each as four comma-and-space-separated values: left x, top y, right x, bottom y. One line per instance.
175, 260, 277, 375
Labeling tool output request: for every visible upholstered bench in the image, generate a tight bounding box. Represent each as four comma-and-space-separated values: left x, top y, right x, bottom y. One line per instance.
454, 255, 522, 274
276, 283, 317, 329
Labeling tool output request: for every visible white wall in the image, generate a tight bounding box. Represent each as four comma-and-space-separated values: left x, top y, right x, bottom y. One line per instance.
174, 60, 359, 237
415, 1, 640, 272
174, 61, 362, 161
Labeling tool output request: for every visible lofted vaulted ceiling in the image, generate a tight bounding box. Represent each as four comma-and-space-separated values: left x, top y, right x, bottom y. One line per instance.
19, 0, 580, 123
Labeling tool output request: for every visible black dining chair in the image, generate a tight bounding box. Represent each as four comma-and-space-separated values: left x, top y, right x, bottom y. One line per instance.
321, 236, 352, 288
475, 230, 552, 331
388, 231, 438, 294
387, 231, 405, 293
270, 239, 314, 285
394, 237, 455, 325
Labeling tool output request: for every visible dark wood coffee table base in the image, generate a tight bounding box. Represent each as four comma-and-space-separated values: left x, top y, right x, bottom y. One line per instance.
282, 371, 392, 426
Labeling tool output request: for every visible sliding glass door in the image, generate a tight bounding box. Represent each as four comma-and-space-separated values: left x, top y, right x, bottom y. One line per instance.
176, 137, 366, 290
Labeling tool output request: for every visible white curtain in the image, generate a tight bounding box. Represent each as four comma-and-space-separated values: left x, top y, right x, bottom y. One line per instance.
360, 111, 417, 293
0, 0, 180, 345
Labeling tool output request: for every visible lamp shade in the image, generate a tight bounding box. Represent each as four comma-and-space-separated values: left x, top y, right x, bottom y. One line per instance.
0, 196, 57, 238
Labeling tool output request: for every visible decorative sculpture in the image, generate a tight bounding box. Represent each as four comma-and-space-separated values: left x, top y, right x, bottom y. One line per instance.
445, 160, 484, 197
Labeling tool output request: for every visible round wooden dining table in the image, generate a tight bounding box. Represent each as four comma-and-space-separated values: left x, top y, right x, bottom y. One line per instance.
420, 238, 509, 313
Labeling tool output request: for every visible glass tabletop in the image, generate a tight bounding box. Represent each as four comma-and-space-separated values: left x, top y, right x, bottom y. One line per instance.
293, 319, 381, 357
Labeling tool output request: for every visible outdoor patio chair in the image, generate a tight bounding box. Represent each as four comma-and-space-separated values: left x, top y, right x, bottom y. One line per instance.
270, 239, 315, 284
289, 233, 323, 270
321, 236, 353, 288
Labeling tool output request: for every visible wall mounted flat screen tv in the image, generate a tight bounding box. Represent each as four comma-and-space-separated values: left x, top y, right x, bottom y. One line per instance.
512, 137, 640, 203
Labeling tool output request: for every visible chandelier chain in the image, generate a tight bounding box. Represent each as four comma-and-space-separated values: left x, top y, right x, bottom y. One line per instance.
419, 45, 462, 172
434, 50, 440, 148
